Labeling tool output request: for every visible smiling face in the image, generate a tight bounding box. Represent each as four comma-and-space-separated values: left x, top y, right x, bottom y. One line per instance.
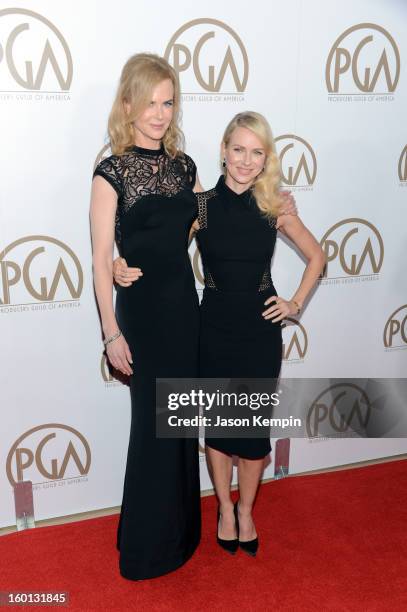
129, 78, 174, 149
223, 126, 266, 192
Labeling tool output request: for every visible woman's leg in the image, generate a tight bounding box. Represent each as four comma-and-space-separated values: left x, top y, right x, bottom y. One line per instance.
205, 445, 236, 539
237, 457, 265, 541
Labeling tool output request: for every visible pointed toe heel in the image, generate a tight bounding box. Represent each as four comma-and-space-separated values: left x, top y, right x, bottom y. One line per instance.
239, 537, 259, 557
235, 501, 259, 557
217, 507, 239, 555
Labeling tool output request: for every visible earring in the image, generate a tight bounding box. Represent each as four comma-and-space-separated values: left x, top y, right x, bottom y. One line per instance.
222, 159, 226, 168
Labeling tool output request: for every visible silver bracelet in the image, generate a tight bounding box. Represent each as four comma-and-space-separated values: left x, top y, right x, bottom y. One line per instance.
103, 330, 122, 346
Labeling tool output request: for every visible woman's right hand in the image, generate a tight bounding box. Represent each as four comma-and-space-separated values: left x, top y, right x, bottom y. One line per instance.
113, 257, 143, 287
105, 333, 133, 376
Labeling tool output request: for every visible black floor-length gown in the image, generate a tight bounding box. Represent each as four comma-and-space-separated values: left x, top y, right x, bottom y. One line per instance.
196, 175, 283, 459
94, 144, 201, 580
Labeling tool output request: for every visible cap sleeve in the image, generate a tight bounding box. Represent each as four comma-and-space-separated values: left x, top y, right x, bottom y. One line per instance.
184, 154, 197, 189
93, 157, 122, 197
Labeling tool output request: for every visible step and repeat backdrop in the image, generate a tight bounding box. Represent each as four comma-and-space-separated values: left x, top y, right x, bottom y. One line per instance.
0, 0, 406, 527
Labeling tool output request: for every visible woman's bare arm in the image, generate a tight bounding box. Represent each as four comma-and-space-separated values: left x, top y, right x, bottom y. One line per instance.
90, 176, 133, 374
263, 215, 326, 321
90, 177, 118, 335
188, 172, 204, 243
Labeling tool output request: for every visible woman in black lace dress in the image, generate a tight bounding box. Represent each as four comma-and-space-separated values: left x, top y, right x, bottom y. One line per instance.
113, 112, 324, 559
90, 54, 204, 580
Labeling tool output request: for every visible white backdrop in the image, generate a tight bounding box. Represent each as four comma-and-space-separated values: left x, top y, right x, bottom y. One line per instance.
1, 0, 406, 528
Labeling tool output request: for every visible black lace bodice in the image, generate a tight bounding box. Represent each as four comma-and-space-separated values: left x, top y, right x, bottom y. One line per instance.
93, 144, 196, 248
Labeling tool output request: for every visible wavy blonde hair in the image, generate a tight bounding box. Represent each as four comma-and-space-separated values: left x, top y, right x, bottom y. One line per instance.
108, 53, 184, 157
222, 111, 282, 218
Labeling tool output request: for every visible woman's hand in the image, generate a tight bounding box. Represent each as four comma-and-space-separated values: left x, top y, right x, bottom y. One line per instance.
113, 257, 142, 287
105, 333, 133, 376
279, 190, 297, 216
189, 218, 200, 245
262, 296, 299, 322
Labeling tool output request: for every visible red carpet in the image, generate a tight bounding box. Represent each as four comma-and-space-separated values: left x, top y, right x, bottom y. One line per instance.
1, 459, 407, 611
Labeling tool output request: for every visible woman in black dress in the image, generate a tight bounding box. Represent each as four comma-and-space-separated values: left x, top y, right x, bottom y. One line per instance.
112, 111, 303, 559
90, 54, 204, 580
193, 112, 325, 556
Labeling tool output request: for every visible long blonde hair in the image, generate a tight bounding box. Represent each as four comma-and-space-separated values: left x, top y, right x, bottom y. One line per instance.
108, 53, 184, 157
222, 111, 282, 218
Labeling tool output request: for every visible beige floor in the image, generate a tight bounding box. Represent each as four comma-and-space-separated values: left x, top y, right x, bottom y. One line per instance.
1, 454, 405, 537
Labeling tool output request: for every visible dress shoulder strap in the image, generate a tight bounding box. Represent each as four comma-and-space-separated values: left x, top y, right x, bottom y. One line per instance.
197, 188, 217, 229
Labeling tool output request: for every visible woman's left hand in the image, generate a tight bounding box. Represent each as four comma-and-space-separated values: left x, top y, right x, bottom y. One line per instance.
262, 296, 298, 322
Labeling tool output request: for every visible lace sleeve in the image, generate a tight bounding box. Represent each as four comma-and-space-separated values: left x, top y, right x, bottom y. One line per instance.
183, 154, 197, 189
93, 157, 122, 197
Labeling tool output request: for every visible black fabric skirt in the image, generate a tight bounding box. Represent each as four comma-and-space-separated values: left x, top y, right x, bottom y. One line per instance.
199, 286, 282, 459
115, 285, 201, 580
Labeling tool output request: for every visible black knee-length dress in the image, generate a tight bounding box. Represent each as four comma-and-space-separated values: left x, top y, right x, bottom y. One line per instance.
94, 144, 201, 580
196, 175, 283, 459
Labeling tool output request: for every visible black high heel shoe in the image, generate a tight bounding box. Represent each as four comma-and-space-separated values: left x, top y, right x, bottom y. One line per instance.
234, 501, 259, 557
217, 507, 239, 555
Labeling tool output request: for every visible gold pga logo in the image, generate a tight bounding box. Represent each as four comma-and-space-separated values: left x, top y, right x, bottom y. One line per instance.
320, 218, 384, 281
274, 134, 317, 189
383, 305, 407, 350
0, 8, 73, 92
307, 383, 371, 438
326, 23, 400, 96
6, 424, 91, 487
0, 235, 83, 307
282, 318, 308, 362
164, 18, 248, 95
398, 145, 407, 184
191, 246, 204, 287
101, 353, 115, 383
